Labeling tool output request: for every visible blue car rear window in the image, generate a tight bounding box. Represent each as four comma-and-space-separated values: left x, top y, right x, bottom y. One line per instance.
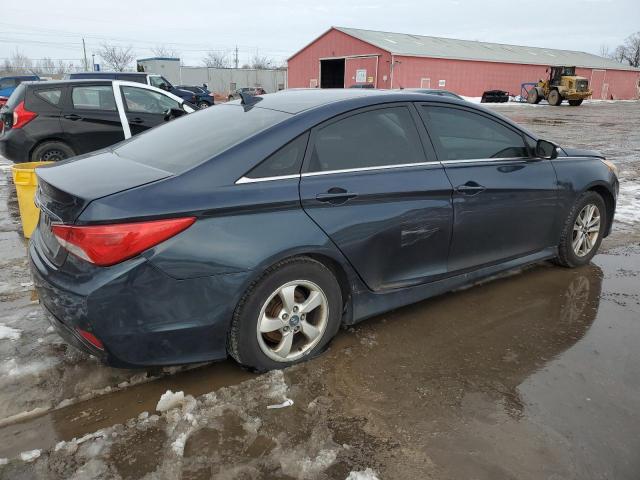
114, 104, 290, 173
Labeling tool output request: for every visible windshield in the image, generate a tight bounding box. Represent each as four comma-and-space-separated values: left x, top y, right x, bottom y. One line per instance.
114, 105, 290, 173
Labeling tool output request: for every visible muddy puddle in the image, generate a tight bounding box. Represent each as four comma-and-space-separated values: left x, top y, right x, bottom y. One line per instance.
1, 101, 640, 479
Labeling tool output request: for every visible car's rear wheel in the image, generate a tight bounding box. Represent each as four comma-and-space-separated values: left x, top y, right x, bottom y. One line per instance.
227, 257, 342, 371
197, 101, 210, 109
556, 191, 606, 267
548, 90, 562, 106
31, 141, 75, 162
568, 99, 583, 106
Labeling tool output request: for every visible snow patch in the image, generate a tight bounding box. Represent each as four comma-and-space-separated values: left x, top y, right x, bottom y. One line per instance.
0, 324, 21, 340
615, 182, 640, 225
346, 469, 380, 480
267, 398, 294, 409
156, 390, 185, 412
0, 458, 7, 465
171, 432, 188, 456
19, 449, 41, 462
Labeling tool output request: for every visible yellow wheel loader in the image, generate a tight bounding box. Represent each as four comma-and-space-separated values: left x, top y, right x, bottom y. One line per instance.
527, 66, 592, 106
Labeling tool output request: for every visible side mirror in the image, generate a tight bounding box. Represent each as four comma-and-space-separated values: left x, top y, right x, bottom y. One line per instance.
159, 83, 169, 91
536, 139, 558, 159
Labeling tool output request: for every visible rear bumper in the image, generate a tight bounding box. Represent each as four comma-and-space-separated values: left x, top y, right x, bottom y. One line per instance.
29, 229, 251, 368
0, 128, 34, 162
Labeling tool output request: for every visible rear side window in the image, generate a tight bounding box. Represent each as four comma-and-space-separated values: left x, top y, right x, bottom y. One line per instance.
421, 106, 528, 160
36, 89, 62, 106
0, 78, 17, 90
246, 133, 308, 179
121, 86, 180, 114
306, 106, 425, 173
114, 105, 290, 173
72, 86, 117, 111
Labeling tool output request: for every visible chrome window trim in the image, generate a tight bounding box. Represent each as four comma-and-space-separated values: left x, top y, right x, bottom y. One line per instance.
440, 157, 530, 165
236, 174, 301, 184
236, 161, 442, 184
301, 161, 441, 177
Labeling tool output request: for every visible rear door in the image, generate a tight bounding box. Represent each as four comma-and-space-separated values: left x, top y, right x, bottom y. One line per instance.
418, 103, 558, 272
61, 83, 125, 154
119, 85, 181, 135
299, 103, 453, 291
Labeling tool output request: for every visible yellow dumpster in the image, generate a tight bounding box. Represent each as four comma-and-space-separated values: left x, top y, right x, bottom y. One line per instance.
11, 161, 54, 238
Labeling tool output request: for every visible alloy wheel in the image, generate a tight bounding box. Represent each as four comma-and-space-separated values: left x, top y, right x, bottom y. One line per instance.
256, 280, 328, 362
572, 204, 600, 257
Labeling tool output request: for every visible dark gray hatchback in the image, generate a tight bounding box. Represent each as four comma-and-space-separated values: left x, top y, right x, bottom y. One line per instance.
29, 89, 618, 370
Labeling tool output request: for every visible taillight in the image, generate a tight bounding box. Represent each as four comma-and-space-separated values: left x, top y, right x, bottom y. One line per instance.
12, 101, 38, 129
0, 96, 8, 106
51, 217, 196, 266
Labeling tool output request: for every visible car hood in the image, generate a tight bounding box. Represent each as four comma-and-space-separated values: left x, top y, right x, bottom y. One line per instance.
561, 147, 604, 159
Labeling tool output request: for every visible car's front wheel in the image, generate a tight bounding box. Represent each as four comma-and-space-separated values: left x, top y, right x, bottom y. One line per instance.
556, 191, 606, 267
228, 257, 342, 371
30, 141, 75, 162
197, 101, 210, 109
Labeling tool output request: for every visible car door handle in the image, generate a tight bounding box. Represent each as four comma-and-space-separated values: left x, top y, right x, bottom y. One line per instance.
316, 188, 358, 204
129, 117, 144, 124
64, 114, 81, 121
455, 181, 486, 195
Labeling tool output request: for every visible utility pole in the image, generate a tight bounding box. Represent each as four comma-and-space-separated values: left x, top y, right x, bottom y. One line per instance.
234, 45, 239, 69
82, 38, 88, 71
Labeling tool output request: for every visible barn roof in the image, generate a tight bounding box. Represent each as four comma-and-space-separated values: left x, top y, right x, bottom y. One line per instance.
333, 27, 639, 72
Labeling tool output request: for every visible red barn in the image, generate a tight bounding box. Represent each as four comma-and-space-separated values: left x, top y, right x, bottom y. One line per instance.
287, 27, 640, 100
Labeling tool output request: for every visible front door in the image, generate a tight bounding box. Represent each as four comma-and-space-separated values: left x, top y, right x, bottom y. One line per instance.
418, 104, 558, 273
61, 84, 124, 154
119, 85, 181, 135
299, 104, 453, 291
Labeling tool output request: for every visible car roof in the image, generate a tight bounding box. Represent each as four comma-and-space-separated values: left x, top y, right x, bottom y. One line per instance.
70, 71, 147, 76
249, 88, 465, 114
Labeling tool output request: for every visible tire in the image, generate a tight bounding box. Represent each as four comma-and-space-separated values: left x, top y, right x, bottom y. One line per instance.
30, 141, 75, 162
228, 96, 234, 102
197, 101, 210, 109
227, 257, 343, 371
568, 99, 583, 106
527, 88, 539, 104
548, 90, 562, 106
555, 191, 606, 268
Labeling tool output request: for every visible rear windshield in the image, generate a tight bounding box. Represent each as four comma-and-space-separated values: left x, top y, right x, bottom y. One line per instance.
5, 84, 26, 109
114, 105, 290, 173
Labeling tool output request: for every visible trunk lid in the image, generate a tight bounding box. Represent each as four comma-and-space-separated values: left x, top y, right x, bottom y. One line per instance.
35, 150, 173, 265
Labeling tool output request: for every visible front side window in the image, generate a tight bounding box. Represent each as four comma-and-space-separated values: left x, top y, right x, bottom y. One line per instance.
72, 85, 117, 111
122, 86, 180, 114
306, 106, 425, 173
421, 106, 528, 160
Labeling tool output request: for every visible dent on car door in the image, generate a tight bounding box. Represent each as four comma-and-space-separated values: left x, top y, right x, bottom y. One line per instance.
299, 104, 453, 291
61, 84, 124, 154
120, 86, 181, 135
418, 104, 558, 272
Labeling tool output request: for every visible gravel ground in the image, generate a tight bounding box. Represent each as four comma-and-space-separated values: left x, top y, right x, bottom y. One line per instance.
0, 100, 639, 480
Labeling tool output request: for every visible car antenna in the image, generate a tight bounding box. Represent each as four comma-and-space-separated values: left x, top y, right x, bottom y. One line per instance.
239, 92, 263, 106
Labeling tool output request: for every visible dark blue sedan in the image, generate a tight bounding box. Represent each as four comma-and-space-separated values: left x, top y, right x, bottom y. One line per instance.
30, 89, 619, 370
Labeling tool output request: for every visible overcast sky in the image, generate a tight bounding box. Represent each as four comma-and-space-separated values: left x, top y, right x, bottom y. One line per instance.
1, 0, 638, 68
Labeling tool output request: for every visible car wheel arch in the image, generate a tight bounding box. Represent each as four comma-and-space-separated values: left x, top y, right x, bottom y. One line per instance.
586, 183, 616, 236
236, 248, 357, 325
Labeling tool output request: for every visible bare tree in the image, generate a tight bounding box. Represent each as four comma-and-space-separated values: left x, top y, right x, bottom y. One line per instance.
612, 45, 627, 63
97, 44, 135, 71
621, 32, 640, 67
56, 59, 76, 75
203, 51, 230, 68
598, 44, 611, 58
249, 54, 274, 69
5, 49, 34, 74
34, 57, 56, 76
151, 45, 179, 58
